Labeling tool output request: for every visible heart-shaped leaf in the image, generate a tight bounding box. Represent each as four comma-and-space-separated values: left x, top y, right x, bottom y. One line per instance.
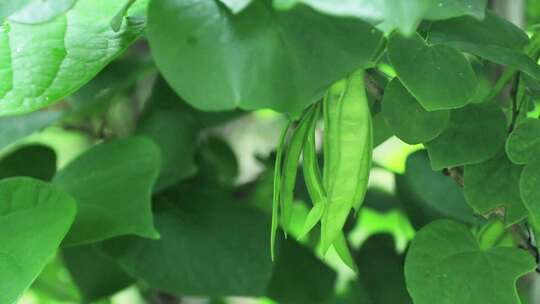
53, 137, 161, 246
147, 0, 383, 115
382, 78, 450, 144
464, 151, 527, 225
103, 187, 274, 297
425, 103, 507, 170
405, 220, 536, 304
388, 33, 477, 111
0, 177, 76, 304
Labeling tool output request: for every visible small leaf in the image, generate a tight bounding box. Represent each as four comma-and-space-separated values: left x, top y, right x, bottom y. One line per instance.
425, 103, 507, 170
506, 118, 540, 165
519, 159, 540, 229
63, 244, 134, 302
405, 220, 535, 304
8, 0, 77, 24
464, 151, 527, 225
0, 177, 76, 304
382, 78, 450, 144
53, 137, 160, 246
388, 33, 477, 111
147, 0, 382, 115
0, 0, 147, 116
430, 11, 540, 80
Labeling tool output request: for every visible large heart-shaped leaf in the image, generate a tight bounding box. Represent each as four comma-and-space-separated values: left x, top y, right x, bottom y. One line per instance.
53, 137, 160, 246
425, 103, 507, 170
430, 11, 540, 80
464, 151, 527, 225
103, 189, 274, 297
0, 177, 76, 304
147, 0, 383, 115
388, 33, 477, 111
405, 220, 536, 304
382, 78, 450, 144
0, 0, 146, 116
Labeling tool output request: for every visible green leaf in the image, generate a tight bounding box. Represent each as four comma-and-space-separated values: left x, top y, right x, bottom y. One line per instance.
147, 0, 382, 115
382, 78, 450, 144
372, 112, 393, 147
405, 220, 535, 304
8, 0, 77, 24
430, 11, 540, 80
279, 0, 486, 35
506, 118, 540, 165
519, 159, 540, 229
103, 190, 274, 297
354, 235, 412, 304
464, 151, 527, 225
197, 136, 239, 187
0, 110, 62, 150
31, 255, 81, 302
138, 77, 241, 192
53, 137, 160, 246
267, 238, 336, 304
396, 150, 476, 225
138, 110, 198, 192
63, 244, 134, 302
425, 103, 507, 170
0, 0, 31, 22
0, 0, 146, 116
388, 33, 477, 111
0, 145, 56, 181
218, 0, 253, 13
0, 177, 76, 304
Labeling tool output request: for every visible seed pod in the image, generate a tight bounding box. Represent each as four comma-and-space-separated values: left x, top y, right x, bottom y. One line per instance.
279, 106, 317, 233
321, 70, 373, 253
